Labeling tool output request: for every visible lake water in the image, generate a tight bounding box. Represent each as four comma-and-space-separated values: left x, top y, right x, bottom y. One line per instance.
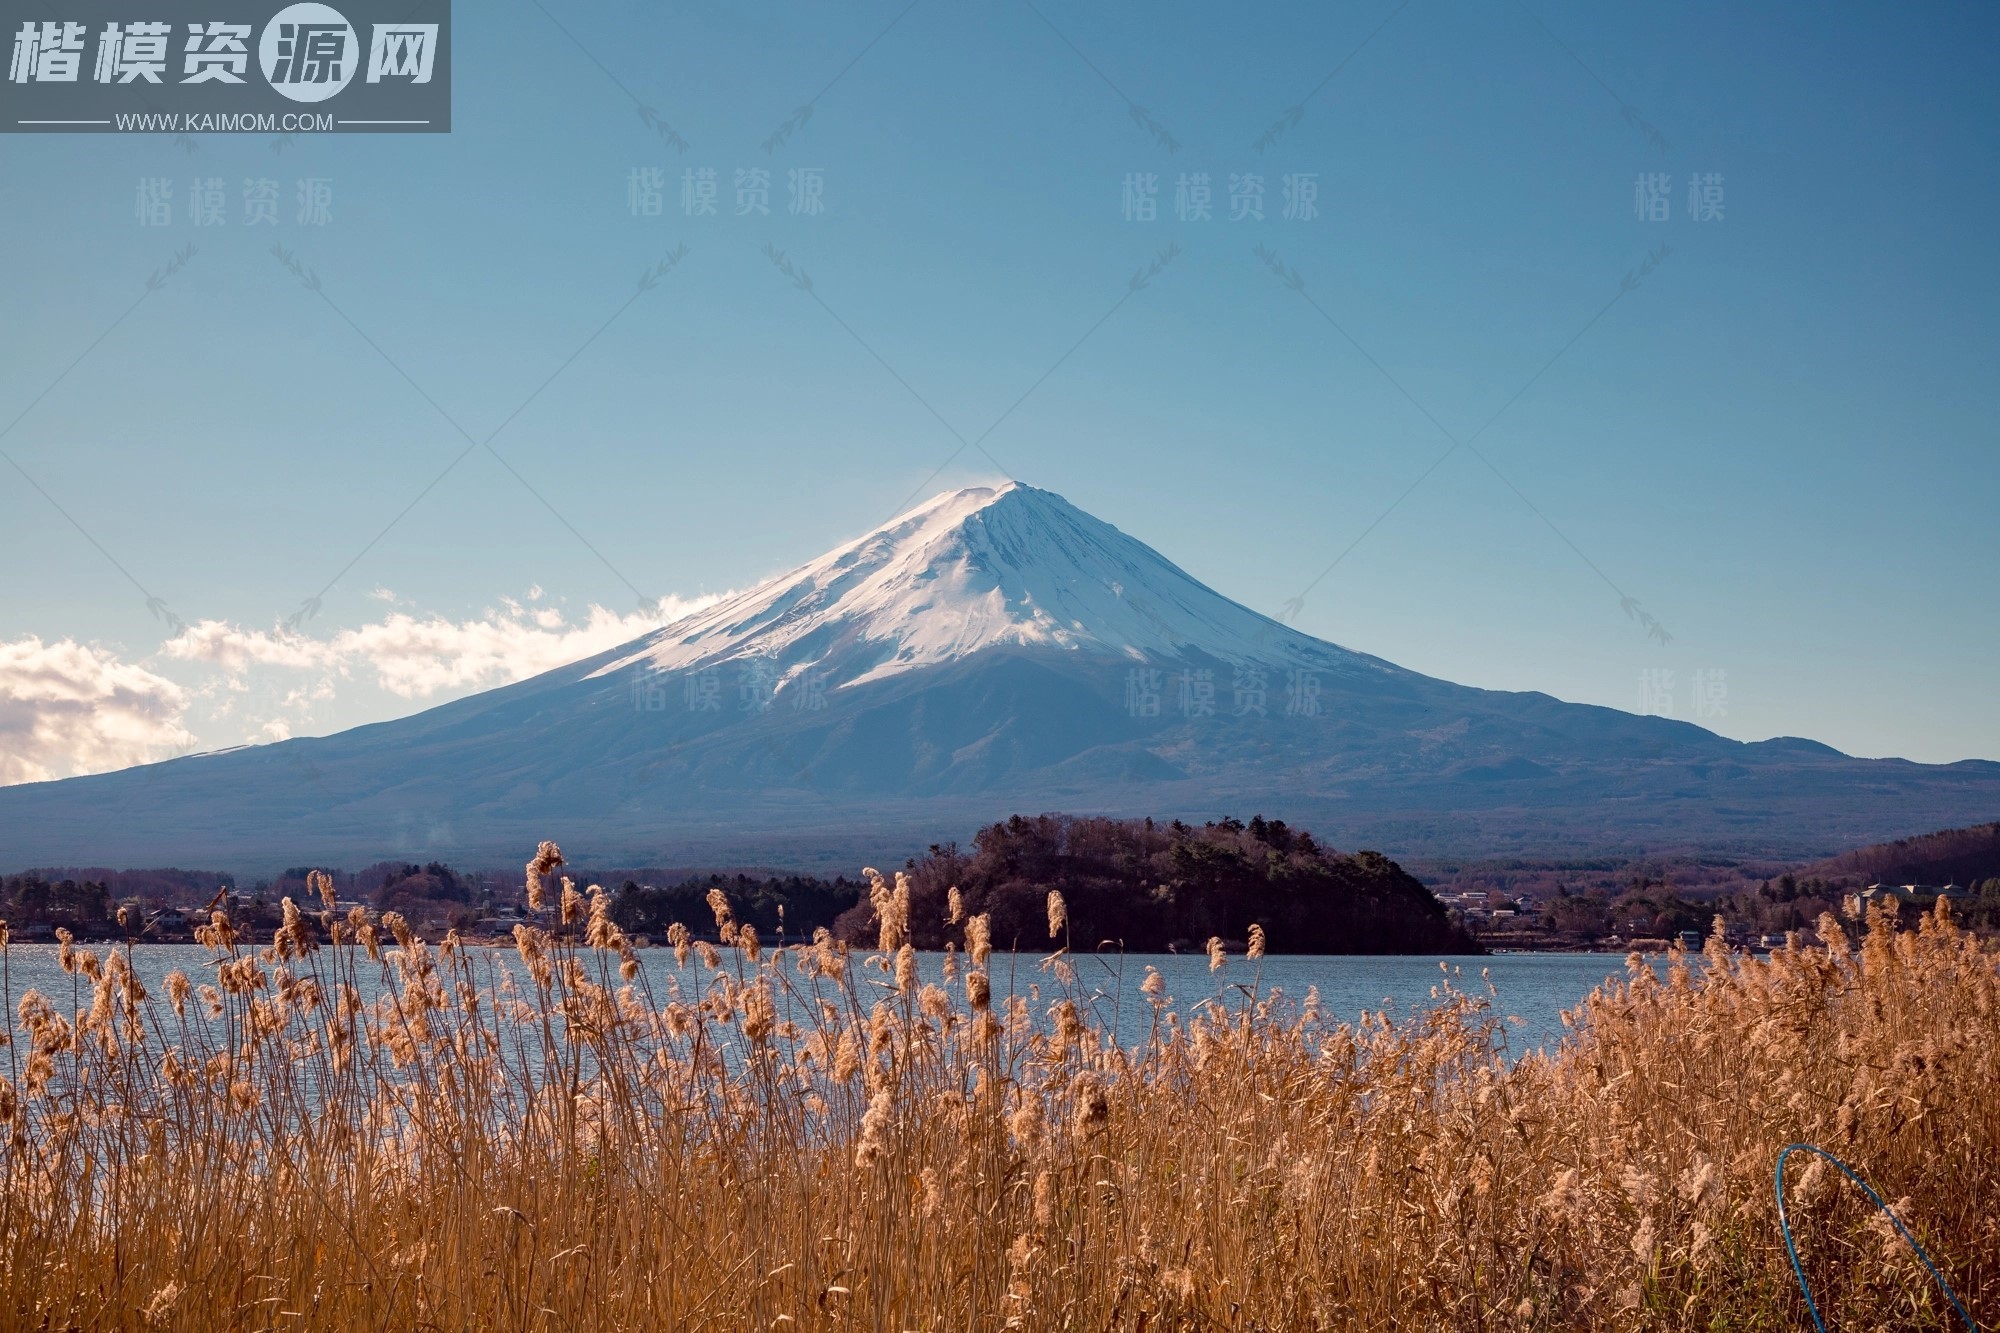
1026, 949, 1666, 1054
2, 943, 1660, 1058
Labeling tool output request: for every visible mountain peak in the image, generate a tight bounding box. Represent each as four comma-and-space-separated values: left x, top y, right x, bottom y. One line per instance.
10, 484, 2000, 873
846, 480, 1073, 553
594, 483, 1359, 694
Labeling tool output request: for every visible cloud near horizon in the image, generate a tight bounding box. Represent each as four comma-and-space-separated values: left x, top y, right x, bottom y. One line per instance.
0, 590, 724, 785
0, 637, 196, 785
164, 591, 722, 699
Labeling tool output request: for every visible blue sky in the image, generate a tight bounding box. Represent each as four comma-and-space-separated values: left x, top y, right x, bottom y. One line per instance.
3, 0, 1998, 781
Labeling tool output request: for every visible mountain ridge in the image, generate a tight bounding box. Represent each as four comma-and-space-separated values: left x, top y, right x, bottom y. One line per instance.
1, 484, 1995, 875
589, 482, 1389, 692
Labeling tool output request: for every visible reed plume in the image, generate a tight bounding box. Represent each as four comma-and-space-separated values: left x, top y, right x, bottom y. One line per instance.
0, 879, 1991, 1332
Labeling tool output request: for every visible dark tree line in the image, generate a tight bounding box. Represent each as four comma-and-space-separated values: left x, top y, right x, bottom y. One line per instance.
4, 816, 1497, 954
1538, 870, 2000, 944
1, 875, 113, 931
610, 873, 864, 940
832, 814, 1481, 955
1818, 822, 2000, 888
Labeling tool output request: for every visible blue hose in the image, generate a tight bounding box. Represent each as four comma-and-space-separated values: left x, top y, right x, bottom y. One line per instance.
1774, 1142, 1979, 1331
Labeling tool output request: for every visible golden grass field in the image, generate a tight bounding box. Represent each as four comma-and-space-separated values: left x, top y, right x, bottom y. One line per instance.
1, 845, 1995, 1330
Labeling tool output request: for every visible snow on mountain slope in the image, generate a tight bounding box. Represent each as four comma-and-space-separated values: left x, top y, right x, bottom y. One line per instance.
6, 480, 2000, 874
593, 483, 1382, 695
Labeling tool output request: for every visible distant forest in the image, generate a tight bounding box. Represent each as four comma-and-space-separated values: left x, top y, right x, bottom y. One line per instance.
1424, 819, 2000, 943
832, 814, 1481, 955
1, 816, 1478, 954
0, 861, 865, 942
1812, 821, 2000, 887
10, 818, 2000, 948
609, 874, 863, 940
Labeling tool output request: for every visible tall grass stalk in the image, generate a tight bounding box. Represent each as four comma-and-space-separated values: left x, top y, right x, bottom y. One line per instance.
0, 864, 1993, 1330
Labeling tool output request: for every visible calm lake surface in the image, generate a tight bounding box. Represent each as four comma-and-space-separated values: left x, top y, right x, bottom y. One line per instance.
2, 944, 1662, 1057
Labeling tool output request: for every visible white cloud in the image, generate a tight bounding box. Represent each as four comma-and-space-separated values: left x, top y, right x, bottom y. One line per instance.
3, 591, 723, 787
0, 636, 195, 785
165, 620, 326, 674
163, 592, 722, 701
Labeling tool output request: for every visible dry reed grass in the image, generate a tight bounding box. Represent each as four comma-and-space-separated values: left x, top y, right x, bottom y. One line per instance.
0, 857, 1995, 1331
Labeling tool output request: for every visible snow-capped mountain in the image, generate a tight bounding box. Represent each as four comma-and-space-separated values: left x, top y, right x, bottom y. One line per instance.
592, 482, 1376, 690
1, 484, 1996, 874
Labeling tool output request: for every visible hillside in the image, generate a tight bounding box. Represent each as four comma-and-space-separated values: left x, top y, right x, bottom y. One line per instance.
2, 484, 1997, 872
1806, 820, 2000, 886
832, 813, 1482, 955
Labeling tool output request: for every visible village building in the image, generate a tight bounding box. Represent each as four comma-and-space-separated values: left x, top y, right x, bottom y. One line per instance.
1844, 882, 1976, 916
